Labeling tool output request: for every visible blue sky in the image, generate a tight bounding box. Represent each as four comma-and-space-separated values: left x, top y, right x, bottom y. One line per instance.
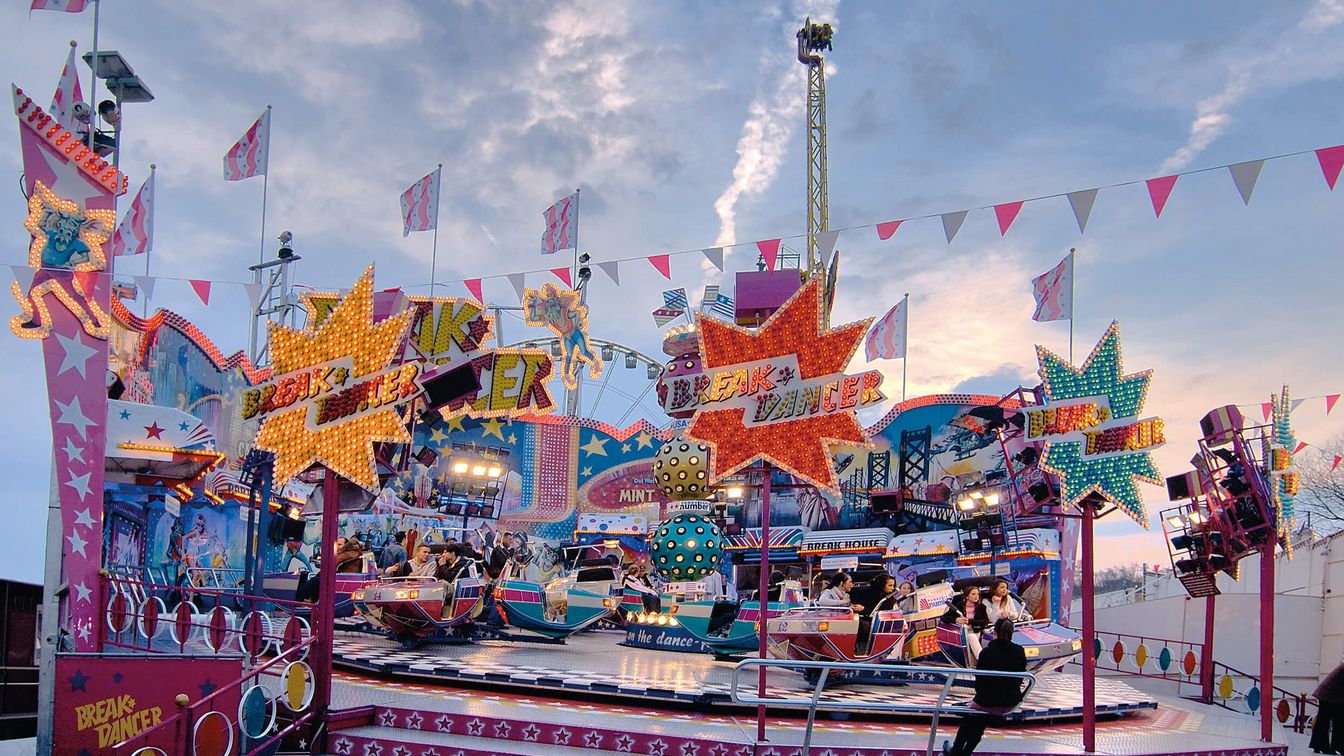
1, 0, 1342, 582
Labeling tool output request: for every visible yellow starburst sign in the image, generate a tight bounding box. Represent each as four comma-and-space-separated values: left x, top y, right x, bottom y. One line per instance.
250, 266, 417, 491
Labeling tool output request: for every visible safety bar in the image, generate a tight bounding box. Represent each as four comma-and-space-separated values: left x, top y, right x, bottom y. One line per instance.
730, 658, 1036, 756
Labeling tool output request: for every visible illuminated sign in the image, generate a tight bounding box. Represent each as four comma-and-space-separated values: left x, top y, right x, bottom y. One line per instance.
522, 283, 602, 391
242, 358, 419, 432
1024, 398, 1165, 460
662, 353, 884, 426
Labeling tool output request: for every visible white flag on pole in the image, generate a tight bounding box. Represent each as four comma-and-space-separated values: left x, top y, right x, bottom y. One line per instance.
223, 108, 271, 181
540, 193, 577, 255
110, 169, 155, 256
400, 167, 441, 237
865, 298, 908, 361
50, 43, 83, 129
1030, 252, 1074, 322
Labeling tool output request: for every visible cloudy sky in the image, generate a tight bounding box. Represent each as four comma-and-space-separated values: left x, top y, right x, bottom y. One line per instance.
1, 0, 1342, 583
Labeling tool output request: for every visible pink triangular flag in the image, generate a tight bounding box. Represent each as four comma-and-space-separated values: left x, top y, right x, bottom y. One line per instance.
1262, 402, 1273, 422
647, 254, 672, 280
1332, 454, 1342, 472
1146, 175, 1179, 218
1326, 394, 1340, 415
756, 238, 781, 271
464, 278, 483, 303
1316, 145, 1344, 190
551, 267, 572, 287
994, 201, 1024, 236
876, 220, 903, 241
1294, 441, 1308, 454
189, 279, 211, 306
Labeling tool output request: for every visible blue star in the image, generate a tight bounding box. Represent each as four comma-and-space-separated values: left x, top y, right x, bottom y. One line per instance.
199, 678, 217, 697
113, 672, 123, 684
68, 669, 89, 692
119, 410, 131, 420
178, 421, 190, 431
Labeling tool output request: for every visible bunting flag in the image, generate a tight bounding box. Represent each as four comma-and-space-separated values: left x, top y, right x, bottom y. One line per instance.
1067, 189, 1098, 233
464, 278, 483, 303
1291, 398, 1307, 411
1228, 160, 1264, 205
994, 201, 1024, 236
10, 266, 35, 293
189, 279, 211, 306
1030, 251, 1073, 322
597, 261, 620, 285
817, 229, 840, 264
941, 211, 967, 243
652, 308, 683, 327
662, 288, 688, 310
31, 0, 89, 11
243, 282, 262, 309
1317, 145, 1344, 190
50, 42, 83, 129
1146, 175, 1178, 218
756, 238, 781, 271
110, 169, 155, 257
1327, 394, 1340, 415
876, 220, 902, 240
1294, 441, 1309, 454
1331, 455, 1341, 472
648, 254, 672, 280
550, 267, 572, 287
1262, 402, 1273, 422
223, 107, 271, 181
865, 297, 908, 361
507, 273, 526, 301
400, 166, 440, 237
540, 193, 577, 255
133, 275, 155, 302
701, 247, 724, 271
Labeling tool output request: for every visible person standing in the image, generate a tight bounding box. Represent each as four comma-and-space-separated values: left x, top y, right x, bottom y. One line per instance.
378, 531, 408, 572
1311, 655, 1344, 754
944, 618, 1029, 755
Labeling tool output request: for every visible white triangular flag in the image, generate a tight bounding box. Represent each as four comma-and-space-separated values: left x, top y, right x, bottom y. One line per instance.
133, 275, 155, 302
243, 282, 262, 309
1290, 398, 1306, 411
941, 211, 968, 243
11, 265, 35, 292
597, 261, 621, 285
1228, 160, 1264, 206
701, 247, 724, 271
507, 273, 526, 302
816, 230, 840, 264
1067, 189, 1099, 233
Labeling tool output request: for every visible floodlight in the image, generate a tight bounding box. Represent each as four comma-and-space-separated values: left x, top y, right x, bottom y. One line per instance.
1187, 511, 1207, 525
452, 461, 469, 475
472, 465, 487, 477
486, 465, 502, 478
726, 486, 744, 500
1165, 516, 1185, 530
982, 493, 1001, 508
956, 497, 977, 512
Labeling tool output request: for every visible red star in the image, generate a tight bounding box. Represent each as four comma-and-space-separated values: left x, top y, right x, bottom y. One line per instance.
687, 280, 872, 492
143, 422, 164, 440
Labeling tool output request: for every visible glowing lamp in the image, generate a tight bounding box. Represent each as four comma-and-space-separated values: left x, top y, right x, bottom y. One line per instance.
472, 465, 487, 477
486, 466, 502, 478
1187, 511, 1207, 525
982, 493, 1001, 508
452, 461, 469, 475
956, 497, 977, 512
1165, 516, 1185, 529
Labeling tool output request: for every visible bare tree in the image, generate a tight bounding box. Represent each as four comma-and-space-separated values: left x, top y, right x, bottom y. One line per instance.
1296, 433, 1344, 535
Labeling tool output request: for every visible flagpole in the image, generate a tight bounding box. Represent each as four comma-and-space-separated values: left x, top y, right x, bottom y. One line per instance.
569, 187, 583, 417
429, 163, 442, 299
257, 105, 272, 267
901, 291, 909, 402
85, 0, 99, 152
1068, 247, 1076, 363
143, 163, 155, 317
573, 187, 581, 287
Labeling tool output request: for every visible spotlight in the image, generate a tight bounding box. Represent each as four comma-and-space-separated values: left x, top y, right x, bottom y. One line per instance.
982, 493, 1001, 508
956, 497, 977, 512
486, 465, 502, 479
725, 486, 744, 500
1165, 516, 1186, 530
277, 230, 294, 260
1170, 534, 1194, 551
1014, 448, 1039, 466
471, 465, 487, 477
98, 99, 120, 126
452, 461, 469, 475
1187, 511, 1207, 525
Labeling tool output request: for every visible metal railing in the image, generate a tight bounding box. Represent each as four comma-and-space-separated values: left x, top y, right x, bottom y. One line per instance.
1210, 660, 1317, 733
1068, 628, 1207, 685
729, 658, 1036, 756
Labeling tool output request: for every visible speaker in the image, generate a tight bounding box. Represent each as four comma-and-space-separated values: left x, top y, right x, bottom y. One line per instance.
870, 490, 902, 514
414, 446, 439, 467
1166, 472, 1202, 500
420, 362, 481, 409
281, 517, 306, 542
1028, 482, 1053, 504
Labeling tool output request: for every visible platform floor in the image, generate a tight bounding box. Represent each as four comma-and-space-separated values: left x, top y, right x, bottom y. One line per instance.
332, 626, 1155, 721
326, 670, 1290, 755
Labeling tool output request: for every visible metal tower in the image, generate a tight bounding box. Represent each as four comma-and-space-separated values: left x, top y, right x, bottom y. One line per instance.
797, 19, 833, 285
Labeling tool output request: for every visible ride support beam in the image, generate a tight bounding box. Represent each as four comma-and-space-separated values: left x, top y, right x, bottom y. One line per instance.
1259, 542, 1274, 742
1082, 501, 1096, 753
1201, 594, 1215, 703
313, 467, 341, 748
756, 466, 773, 744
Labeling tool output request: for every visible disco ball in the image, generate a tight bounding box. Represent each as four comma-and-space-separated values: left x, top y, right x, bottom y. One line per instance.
655, 352, 703, 419
654, 437, 710, 500
650, 513, 723, 581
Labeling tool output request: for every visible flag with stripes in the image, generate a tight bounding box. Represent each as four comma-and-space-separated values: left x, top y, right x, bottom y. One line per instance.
399, 166, 440, 237
652, 308, 684, 327
50, 44, 84, 129
865, 298, 907, 361
701, 285, 735, 320
110, 170, 154, 257
31, 0, 89, 11
1030, 251, 1073, 322
662, 287, 688, 309
540, 193, 576, 255
222, 108, 270, 181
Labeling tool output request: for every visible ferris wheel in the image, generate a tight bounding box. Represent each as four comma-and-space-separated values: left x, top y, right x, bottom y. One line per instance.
501, 335, 669, 429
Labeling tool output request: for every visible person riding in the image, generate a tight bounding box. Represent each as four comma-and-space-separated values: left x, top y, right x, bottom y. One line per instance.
817, 572, 864, 613
984, 578, 1024, 624
896, 580, 917, 613
333, 537, 366, 574
941, 584, 990, 661
377, 530, 408, 572
624, 563, 660, 613
765, 570, 787, 602
385, 544, 437, 578
943, 618, 1029, 755
436, 543, 477, 583
863, 574, 899, 616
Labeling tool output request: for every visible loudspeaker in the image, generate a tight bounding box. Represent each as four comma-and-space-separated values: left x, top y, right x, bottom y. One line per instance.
1166, 471, 1205, 500
1028, 482, 1053, 504
870, 491, 902, 514
281, 517, 306, 542
420, 362, 481, 409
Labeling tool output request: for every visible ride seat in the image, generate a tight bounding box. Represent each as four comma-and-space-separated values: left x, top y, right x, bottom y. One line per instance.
707, 600, 739, 635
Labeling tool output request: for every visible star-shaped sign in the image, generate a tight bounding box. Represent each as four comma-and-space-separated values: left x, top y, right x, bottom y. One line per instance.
64, 470, 92, 500
580, 466, 593, 478
579, 434, 608, 456
444, 414, 466, 433
687, 280, 872, 493
54, 331, 98, 378
253, 267, 414, 491
73, 508, 96, 528
66, 530, 89, 557
635, 430, 655, 449
428, 427, 449, 446
72, 581, 92, 604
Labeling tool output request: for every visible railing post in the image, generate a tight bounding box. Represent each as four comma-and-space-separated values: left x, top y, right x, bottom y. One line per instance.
94, 570, 106, 653
801, 666, 829, 756
1201, 594, 1215, 703
1081, 501, 1096, 753
1259, 542, 1274, 742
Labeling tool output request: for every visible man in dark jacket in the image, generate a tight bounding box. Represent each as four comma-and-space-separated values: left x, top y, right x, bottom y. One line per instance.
944, 618, 1029, 755
1311, 656, 1344, 754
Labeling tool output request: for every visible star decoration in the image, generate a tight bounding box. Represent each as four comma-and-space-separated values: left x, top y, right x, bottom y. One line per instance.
580, 466, 593, 478
621, 442, 631, 453
54, 331, 98, 377
76, 624, 90, 643
144, 422, 165, 440
428, 427, 449, 446
444, 414, 466, 433
118, 409, 131, 420
64, 470, 92, 500
579, 434, 608, 456
252, 267, 414, 491
635, 431, 655, 449
54, 396, 96, 439
178, 421, 190, 432
404, 711, 422, 729
67, 669, 89, 692
72, 581, 92, 603
479, 417, 506, 441
687, 280, 872, 493
506, 432, 517, 444
73, 508, 96, 528
66, 530, 89, 557
522, 724, 540, 741
198, 678, 217, 697
1037, 321, 1151, 418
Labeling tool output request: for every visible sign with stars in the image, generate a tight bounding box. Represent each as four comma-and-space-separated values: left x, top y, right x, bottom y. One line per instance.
685, 279, 883, 493
1032, 321, 1163, 527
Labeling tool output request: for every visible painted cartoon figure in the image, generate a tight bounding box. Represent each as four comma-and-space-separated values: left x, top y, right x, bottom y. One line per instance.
522, 283, 603, 390
11, 182, 115, 338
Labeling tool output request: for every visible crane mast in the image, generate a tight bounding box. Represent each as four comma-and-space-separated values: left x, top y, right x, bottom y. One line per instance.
798, 19, 834, 309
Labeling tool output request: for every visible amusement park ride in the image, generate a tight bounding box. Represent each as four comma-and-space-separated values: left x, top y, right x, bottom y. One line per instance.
7, 8, 1307, 756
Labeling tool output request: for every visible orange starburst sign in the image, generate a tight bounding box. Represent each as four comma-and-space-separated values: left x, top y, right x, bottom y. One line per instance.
252, 266, 415, 491
686, 279, 881, 493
